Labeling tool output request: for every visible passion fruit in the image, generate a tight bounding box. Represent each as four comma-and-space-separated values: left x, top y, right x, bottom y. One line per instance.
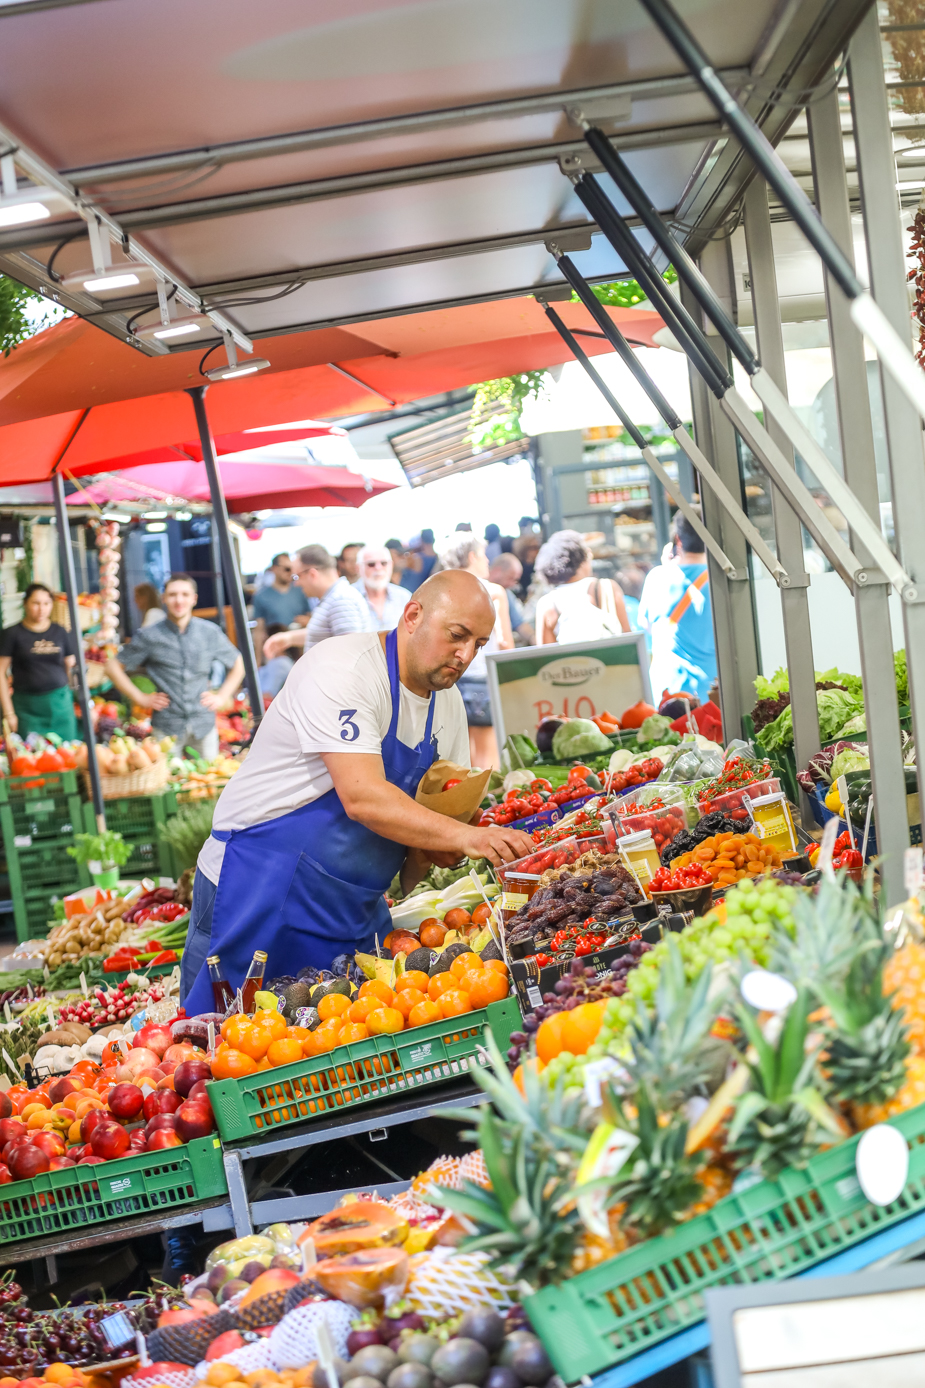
509, 1342, 552, 1387
398, 1335, 440, 1367
431, 1339, 490, 1387
458, 1310, 505, 1353
346, 1345, 400, 1381
312, 1360, 351, 1388
387, 1364, 434, 1388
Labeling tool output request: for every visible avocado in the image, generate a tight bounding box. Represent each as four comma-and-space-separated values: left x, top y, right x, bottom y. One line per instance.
429, 953, 453, 976
479, 939, 503, 964
443, 941, 470, 963
311, 977, 352, 1003
406, 947, 435, 974
294, 1006, 321, 1030
282, 981, 314, 1017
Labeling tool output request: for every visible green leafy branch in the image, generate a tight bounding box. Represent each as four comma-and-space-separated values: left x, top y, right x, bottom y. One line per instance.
0, 276, 56, 357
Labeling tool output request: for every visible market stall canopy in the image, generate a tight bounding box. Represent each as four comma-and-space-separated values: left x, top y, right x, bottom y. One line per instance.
101, 424, 346, 470
0, 0, 860, 359
0, 299, 664, 486
67, 460, 395, 512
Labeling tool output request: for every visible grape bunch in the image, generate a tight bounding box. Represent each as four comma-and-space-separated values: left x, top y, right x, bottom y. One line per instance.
94, 714, 120, 742
508, 943, 651, 1068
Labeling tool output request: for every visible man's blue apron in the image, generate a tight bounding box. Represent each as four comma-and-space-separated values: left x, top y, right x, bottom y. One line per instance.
183, 629, 437, 1016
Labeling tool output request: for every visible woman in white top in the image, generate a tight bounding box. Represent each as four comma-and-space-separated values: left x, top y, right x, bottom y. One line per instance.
534, 530, 630, 645
134, 583, 166, 628
439, 533, 513, 767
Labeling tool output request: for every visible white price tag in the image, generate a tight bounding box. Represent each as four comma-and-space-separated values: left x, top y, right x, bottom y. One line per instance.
836, 776, 854, 847
583, 1057, 625, 1108
207, 1021, 215, 1054
905, 846, 924, 897
42, 966, 50, 984
1, 1048, 22, 1075
525, 984, 543, 1009
2, 1003, 10, 1024
79, 972, 89, 998
818, 817, 839, 880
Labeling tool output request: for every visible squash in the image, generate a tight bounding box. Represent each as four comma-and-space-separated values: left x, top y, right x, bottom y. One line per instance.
109, 755, 129, 775
95, 745, 115, 773
303, 1201, 409, 1257
312, 1247, 409, 1308
128, 742, 149, 771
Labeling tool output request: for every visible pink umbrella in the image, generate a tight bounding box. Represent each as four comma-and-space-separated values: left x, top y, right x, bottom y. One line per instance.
69, 458, 396, 511
92, 423, 345, 471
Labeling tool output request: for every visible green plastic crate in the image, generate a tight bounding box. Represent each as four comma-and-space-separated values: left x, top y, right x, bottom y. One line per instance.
0, 770, 83, 842
6, 841, 89, 895
525, 1102, 925, 1382
12, 890, 66, 942
0, 1134, 226, 1245
86, 788, 178, 841
208, 996, 520, 1142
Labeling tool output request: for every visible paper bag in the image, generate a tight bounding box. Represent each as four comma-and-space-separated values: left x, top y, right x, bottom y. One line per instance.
416, 759, 492, 823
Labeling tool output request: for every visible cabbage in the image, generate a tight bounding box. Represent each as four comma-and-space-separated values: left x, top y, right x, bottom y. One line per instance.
830, 748, 870, 779
502, 769, 535, 794
551, 718, 612, 760
609, 749, 634, 773
637, 714, 673, 746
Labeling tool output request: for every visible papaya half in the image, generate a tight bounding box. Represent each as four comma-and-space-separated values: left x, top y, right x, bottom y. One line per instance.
303, 1200, 409, 1257
312, 1247, 409, 1307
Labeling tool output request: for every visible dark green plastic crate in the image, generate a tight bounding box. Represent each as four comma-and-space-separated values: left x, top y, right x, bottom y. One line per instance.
208, 996, 520, 1142
0, 1134, 226, 1245
85, 788, 177, 840
525, 1102, 925, 1382
12, 890, 66, 941
0, 770, 82, 842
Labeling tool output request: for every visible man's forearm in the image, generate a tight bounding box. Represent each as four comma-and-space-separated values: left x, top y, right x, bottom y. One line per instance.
105, 659, 145, 704
219, 656, 245, 700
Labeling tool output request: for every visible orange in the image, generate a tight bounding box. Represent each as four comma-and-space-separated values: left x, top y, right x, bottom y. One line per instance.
484, 959, 509, 977
358, 979, 394, 1005
366, 1007, 404, 1035
393, 988, 426, 1019
45, 1366, 75, 1386
536, 1012, 567, 1064
221, 1013, 252, 1049
408, 999, 442, 1028
440, 989, 472, 1019
560, 1001, 606, 1056
469, 971, 510, 1008
338, 1022, 369, 1044
253, 1009, 287, 1042
237, 1025, 271, 1061
428, 972, 459, 1001
457, 970, 485, 997
211, 1045, 257, 1080
450, 952, 483, 980
285, 1025, 311, 1042
266, 1037, 304, 1067
312, 1019, 343, 1053
395, 970, 430, 994
255, 1057, 272, 1071
317, 993, 351, 1021
349, 996, 380, 1023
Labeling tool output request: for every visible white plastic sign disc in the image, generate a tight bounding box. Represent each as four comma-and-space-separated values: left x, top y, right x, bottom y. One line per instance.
740, 969, 798, 1013
856, 1123, 909, 1207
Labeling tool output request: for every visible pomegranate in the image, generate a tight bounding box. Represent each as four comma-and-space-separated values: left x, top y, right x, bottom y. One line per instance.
173, 1060, 212, 1098
133, 1024, 173, 1057
122, 1047, 161, 1074
90, 1120, 130, 1160
8, 1143, 49, 1179
175, 1100, 215, 1142
107, 1084, 144, 1120
146, 1129, 182, 1151
143, 1090, 182, 1122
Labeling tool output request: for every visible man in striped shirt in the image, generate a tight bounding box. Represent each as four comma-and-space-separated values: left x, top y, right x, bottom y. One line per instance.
261, 544, 372, 661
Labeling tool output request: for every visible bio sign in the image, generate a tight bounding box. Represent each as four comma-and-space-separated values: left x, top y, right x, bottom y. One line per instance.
485, 634, 651, 746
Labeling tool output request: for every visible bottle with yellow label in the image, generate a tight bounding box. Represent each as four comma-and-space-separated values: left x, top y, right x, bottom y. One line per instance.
618, 829, 662, 894
747, 792, 797, 855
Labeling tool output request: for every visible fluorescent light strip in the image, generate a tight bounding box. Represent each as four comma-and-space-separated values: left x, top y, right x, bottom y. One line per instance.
152, 322, 203, 339
0, 201, 51, 227
82, 272, 141, 292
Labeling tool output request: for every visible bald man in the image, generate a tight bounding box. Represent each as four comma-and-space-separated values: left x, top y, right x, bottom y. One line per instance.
180, 571, 532, 1010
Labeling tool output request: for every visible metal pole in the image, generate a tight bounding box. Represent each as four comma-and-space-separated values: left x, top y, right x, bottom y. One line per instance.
849, 10, 925, 856
807, 82, 909, 895
187, 387, 263, 729
638, 0, 925, 431
681, 253, 760, 735
51, 475, 105, 829
209, 521, 227, 633
741, 179, 821, 802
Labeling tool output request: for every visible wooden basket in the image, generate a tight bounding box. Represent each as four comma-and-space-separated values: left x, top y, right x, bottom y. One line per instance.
82, 754, 169, 800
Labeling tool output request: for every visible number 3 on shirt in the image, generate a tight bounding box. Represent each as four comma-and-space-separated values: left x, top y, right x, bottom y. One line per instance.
338, 709, 360, 742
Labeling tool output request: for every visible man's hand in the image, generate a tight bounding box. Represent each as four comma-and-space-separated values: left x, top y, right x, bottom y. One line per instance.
263, 632, 292, 660
457, 823, 534, 867
200, 690, 223, 711
137, 690, 170, 711
428, 849, 467, 868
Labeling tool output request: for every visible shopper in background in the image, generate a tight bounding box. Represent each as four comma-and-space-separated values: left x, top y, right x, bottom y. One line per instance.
488, 553, 534, 644
617, 563, 647, 635
264, 544, 372, 658
106, 574, 244, 759
0, 583, 78, 739
484, 523, 503, 562
251, 552, 311, 665
134, 582, 165, 629
638, 512, 716, 702
414, 529, 437, 584
355, 544, 411, 631
513, 531, 541, 597
440, 532, 513, 767
383, 538, 410, 590
258, 624, 295, 700
534, 530, 631, 645
337, 544, 363, 583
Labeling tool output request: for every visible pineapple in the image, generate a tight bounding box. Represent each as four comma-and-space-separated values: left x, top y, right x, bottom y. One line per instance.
884, 941, 925, 1056
602, 1086, 706, 1238
426, 1031, 586, 1288
728, 987, 847, 1182
853, 1054, 925, 1128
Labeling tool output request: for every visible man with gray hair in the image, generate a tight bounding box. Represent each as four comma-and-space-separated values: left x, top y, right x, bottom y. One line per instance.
263, 544, 372, 659
354, 544, 410, 631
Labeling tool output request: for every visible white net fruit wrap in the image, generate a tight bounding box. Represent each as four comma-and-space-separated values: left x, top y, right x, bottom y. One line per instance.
193, 1301, 353, 1379
406, 1248, 516, 1317
125, 1372, 198, 1388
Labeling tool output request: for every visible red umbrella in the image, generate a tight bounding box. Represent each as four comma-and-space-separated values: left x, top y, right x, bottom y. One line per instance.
69, 459, 395, 511
100, 423, 345, 471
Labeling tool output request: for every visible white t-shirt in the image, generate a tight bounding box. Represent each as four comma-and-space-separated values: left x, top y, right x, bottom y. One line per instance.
197, 632, 470, 883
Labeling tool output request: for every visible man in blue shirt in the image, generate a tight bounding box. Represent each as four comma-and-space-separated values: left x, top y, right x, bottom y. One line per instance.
638, 514, 716, 702
354, 544, 410, 631
252, 553, 310, 663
